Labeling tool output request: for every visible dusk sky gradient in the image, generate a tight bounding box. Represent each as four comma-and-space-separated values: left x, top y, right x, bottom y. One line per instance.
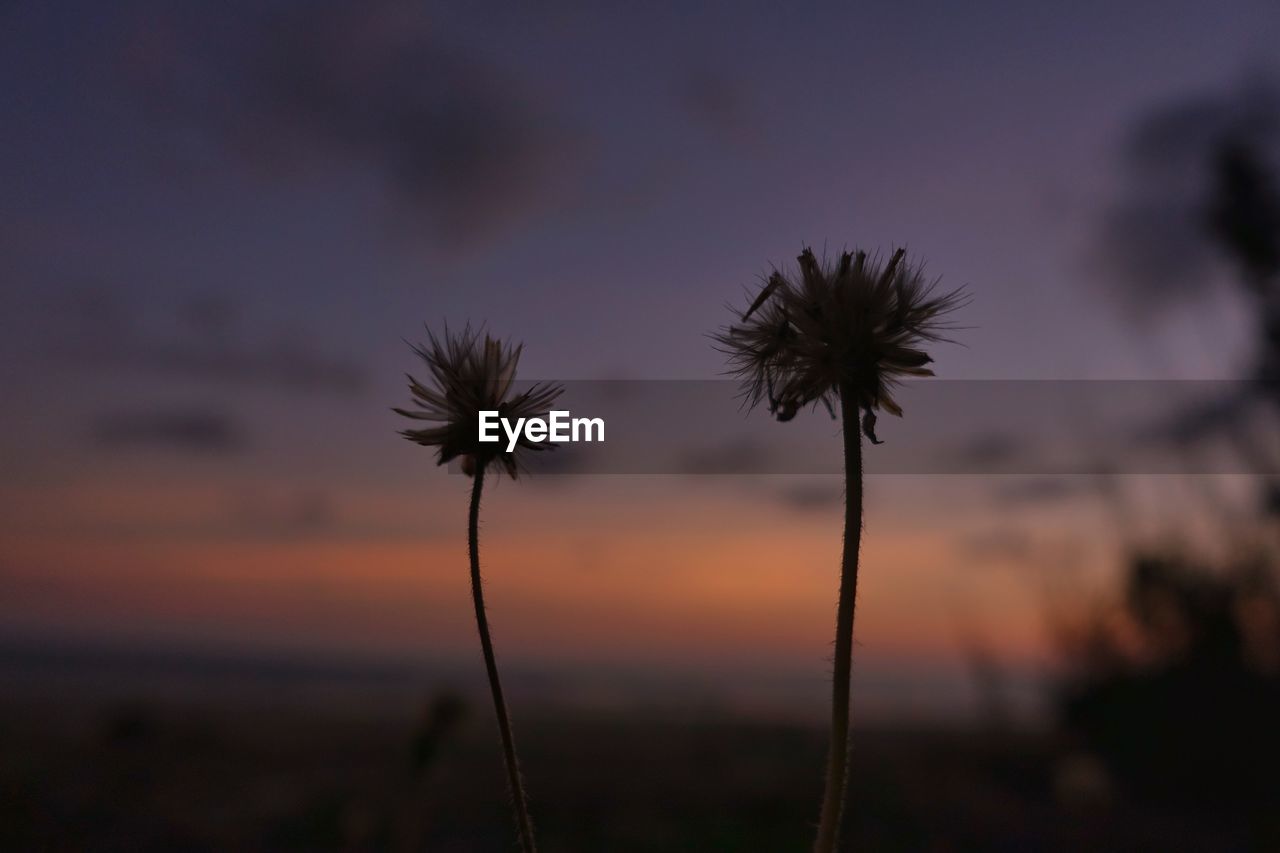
3, 0, 1279, 719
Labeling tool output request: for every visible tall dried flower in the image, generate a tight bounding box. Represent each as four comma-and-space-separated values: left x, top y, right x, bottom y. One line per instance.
395, 324, 562, 853
715, 246, 965, 853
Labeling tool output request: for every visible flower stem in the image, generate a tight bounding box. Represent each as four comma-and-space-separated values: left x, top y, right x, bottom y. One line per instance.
814, 385, 864, 853
467, 466, 537, 853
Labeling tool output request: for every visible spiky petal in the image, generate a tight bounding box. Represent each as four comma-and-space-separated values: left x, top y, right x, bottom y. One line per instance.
715, 246, 966, 440
394, 324, 563, 478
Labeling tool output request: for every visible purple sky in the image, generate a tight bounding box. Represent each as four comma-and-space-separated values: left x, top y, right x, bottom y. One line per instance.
5, 0, 1277, 386
2, 1, 1279, 715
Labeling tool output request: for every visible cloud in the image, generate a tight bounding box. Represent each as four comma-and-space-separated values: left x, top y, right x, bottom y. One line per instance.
92, 409, 247, 453
676, 438, 771, 474
522, 446, 590, 478
1128, 385, 1280, 474
230, 489, 336, 536
58, 288, 366, 395
1130, 387, 1253, 448
954, 530, 1085, 573
954, 529, 1035, 563
677, 68, 753, 141
988, 476, 1089, 508
775, 481, 843, 512
1094, 78, 1280, 314
126, 0, 580, 247
945, 432, 1027, 470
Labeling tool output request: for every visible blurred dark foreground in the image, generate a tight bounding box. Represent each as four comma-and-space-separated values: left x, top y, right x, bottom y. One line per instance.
2, 688, 1270, 852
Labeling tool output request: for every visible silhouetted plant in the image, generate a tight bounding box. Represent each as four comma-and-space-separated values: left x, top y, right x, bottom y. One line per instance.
397, 692, 468, 851
1061, 115, 1280, 843
395, 324, 561, 853
715, 247, 965, 852
1059, 549, 1280, 819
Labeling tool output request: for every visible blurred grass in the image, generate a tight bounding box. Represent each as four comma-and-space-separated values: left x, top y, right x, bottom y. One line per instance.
0, 695, 1257, 851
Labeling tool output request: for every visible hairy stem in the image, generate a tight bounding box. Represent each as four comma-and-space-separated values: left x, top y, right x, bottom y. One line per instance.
468, 466, 537, 853
814, 386, 864, 853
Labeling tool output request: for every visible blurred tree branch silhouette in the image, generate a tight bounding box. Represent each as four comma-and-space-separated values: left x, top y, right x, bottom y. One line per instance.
1060, 93, 1280, 844
1059, 551, 1280, 808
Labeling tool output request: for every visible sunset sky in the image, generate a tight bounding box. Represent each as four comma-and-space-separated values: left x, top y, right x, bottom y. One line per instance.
3, 0, 1278, 719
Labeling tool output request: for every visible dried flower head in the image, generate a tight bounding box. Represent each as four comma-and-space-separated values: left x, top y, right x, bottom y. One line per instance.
715, 246, 966, 442
395, 324, 562, 478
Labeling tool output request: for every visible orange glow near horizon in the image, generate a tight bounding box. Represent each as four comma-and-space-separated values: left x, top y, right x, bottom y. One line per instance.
0, 470, 1066, 682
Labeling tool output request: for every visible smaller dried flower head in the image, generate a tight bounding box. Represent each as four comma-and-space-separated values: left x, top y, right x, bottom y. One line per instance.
715, 246, 966, 442
395, 324, 562, 478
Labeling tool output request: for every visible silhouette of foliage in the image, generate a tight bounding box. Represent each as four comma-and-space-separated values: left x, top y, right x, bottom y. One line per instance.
1059, 551, 1280, 817
410, 692, 466, 775
1207, 139, 1280, 291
